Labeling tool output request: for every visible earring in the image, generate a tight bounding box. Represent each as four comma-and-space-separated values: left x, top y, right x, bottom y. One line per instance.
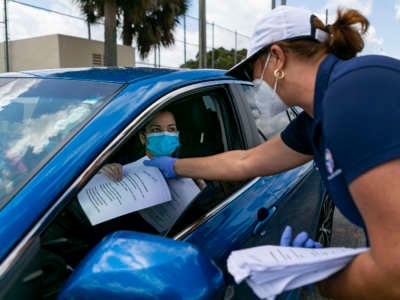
273, 69, 285, 91
274, 69, 285, 80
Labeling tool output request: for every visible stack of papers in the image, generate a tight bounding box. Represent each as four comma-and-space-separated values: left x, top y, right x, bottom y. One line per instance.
227, 245, 368, 300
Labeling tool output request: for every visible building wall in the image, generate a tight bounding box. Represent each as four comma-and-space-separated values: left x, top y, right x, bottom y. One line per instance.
5, 35, 61, 72
0, 34, 135, 72
58, 35, 135, 68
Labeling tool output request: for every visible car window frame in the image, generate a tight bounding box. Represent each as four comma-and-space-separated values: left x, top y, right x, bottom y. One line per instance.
227, 82, 265, 147
163, 85, 255, 236
229, 82, 293, 141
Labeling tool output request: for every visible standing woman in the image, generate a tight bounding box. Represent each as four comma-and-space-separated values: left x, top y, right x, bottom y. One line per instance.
145, 6, 400, 298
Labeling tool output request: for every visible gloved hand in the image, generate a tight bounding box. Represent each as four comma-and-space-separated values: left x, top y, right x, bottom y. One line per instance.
143, 156, 178, 179
280, 225, 322, 292
280, 225, 322, 248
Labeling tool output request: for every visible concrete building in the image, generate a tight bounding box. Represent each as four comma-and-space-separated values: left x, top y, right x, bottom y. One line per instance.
0, 34, 135, 73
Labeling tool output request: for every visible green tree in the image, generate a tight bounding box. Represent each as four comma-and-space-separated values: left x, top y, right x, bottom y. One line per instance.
181, 47, 247, 70
74, 0, 188, 66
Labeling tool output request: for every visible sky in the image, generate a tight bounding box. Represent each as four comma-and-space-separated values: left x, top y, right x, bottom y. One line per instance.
0, 0, 399, 68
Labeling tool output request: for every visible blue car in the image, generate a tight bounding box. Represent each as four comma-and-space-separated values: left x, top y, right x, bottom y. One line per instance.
0, 67, 334, 300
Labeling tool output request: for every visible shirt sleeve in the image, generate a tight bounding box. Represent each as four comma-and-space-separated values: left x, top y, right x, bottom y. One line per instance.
281, 111, 314, 155
323, 63, 400, 184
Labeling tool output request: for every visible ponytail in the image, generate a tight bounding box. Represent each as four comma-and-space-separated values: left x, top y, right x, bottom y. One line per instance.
276, 8, 369, 60
324, 9, 369, 59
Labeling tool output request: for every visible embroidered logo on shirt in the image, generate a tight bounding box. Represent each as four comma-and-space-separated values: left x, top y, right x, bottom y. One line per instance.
325, 148, 334, 174
325, 148, 342, 180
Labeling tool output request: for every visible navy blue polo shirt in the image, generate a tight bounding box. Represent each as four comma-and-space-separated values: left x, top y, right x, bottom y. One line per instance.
282, 53, 400, 230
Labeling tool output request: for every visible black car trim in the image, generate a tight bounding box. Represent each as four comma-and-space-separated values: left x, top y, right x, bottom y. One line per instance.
172, 177, 261, 240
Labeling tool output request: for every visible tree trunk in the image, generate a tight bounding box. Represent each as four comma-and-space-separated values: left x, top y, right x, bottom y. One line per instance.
103, 0, 117, 66
122, 10, 133, 46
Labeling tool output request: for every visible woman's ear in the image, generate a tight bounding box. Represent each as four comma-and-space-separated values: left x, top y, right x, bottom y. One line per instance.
139, 132, 146, 146
269, 44, 286, 70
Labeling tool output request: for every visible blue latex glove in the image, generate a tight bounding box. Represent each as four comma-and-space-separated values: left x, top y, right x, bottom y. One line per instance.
280, 225, 323, 248
143, 156, 178, 179
280, 225, 322, 292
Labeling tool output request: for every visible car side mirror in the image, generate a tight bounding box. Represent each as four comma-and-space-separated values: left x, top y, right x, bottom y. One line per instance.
57, 231, 224, 300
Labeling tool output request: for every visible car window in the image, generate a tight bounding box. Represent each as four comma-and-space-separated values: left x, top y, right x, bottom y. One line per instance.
51, 86, 246, 236
106, 86, 247, 236
165, 87, 248, 235
0, 78, 121, 208
240, 84, 291, 140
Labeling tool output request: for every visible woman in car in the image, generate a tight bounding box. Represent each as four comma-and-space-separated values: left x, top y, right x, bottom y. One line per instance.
99, 110, 205, 234
144, 5, 400, 299
100, 110, 205, 188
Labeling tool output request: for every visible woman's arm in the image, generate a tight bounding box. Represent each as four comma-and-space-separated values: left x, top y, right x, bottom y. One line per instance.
318, 158, 400, 299
174, 134, 313, 181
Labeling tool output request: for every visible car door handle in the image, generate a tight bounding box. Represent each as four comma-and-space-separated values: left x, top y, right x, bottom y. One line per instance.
252, 206, 277, 236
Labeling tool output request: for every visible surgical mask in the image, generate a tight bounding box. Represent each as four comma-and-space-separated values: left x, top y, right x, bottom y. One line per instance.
252, 53, 287, 119
146, 132, 180, 157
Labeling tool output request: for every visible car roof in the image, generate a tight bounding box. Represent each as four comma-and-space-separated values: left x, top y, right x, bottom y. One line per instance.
0, 67, 230, 84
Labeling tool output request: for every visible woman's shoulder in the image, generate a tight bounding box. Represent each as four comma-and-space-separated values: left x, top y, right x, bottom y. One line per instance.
331, 54, 400, 82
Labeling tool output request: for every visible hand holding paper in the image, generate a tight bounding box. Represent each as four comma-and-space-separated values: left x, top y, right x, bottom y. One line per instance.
227, 245, 368, 300
78, 157, 200, 233
99, 163, 123, 181
280, 225, 322, 248
78, 163, 172, 225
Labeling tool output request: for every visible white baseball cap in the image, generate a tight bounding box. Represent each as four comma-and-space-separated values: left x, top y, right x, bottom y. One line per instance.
226, 6, 328, 80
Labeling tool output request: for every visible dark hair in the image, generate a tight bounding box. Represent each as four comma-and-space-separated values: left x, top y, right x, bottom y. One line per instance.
276, 8, 369, 60
141, 110, 177, 133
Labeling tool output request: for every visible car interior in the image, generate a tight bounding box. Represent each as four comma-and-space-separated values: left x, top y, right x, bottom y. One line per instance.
35, 88, 247, 299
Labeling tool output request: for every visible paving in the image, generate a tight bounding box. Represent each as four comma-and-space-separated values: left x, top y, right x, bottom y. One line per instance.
330, 209, 366, 248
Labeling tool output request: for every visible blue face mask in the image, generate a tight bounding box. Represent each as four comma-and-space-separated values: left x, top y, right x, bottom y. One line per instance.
146, 132, 180, 157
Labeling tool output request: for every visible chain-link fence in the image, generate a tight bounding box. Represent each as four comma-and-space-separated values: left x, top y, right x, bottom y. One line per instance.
0, 0, 250, 70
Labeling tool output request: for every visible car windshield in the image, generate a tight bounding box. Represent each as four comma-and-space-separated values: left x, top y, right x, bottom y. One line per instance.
0, 78, 122, 207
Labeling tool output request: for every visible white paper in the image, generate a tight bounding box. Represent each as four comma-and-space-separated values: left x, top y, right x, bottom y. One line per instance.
247, 263, 344, 299
78, 156, 201, 231
248, 255, 356, 284
227, 245, 368, 300
78, 161, 171, 225
138, 177, 200, 233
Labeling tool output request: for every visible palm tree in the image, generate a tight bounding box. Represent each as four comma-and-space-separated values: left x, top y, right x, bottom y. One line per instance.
74, 0, 188, 66
104, 0, 117, 66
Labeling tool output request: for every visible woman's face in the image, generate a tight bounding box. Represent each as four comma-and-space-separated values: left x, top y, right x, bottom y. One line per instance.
145, 111, 177, 134
140, 111, 177, 146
